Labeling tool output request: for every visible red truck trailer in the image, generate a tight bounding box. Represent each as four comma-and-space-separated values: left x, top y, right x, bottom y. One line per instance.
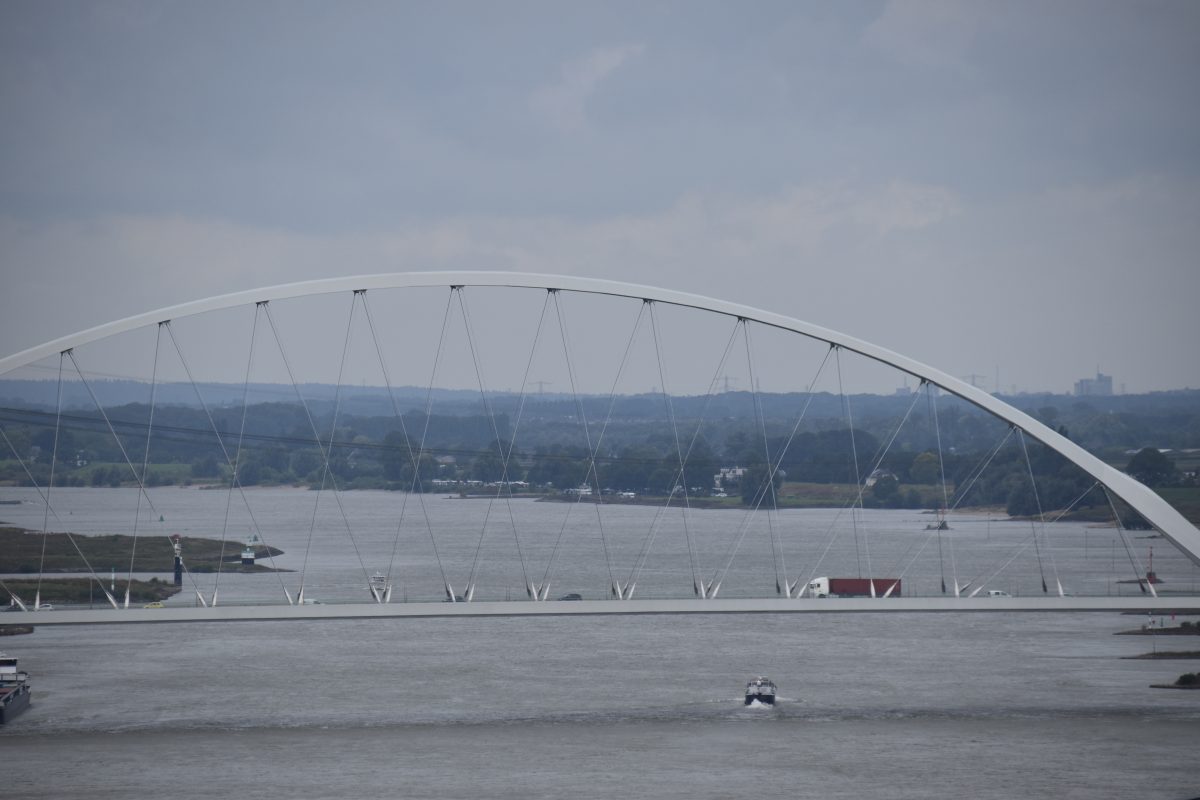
806, 577, 902, 597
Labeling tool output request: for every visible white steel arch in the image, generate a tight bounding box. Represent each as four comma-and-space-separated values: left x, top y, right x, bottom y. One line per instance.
2, 270, 1198, 565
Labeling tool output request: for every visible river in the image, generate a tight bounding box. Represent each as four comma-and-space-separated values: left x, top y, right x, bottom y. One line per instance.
2, 487, 1199, 798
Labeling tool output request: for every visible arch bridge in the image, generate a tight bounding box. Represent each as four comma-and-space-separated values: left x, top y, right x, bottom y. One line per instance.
1, 273, 1197, 624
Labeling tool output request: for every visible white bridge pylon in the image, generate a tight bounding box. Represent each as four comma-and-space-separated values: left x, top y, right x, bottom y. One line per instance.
1, 271, 1198, 573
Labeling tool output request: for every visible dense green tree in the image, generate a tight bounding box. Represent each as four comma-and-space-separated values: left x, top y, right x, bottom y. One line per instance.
909, 452, 941, 484
1126, 447, 1178, 487
526, 446, 587, 489
872, 475, 900, 503
740, 463, 783, 507
1006, 483, 1037, 517
191, 455, 220, 478
381, 431, 415, 481
470, 440, 505, 482
681, 436, 719, 491
290, 449, 322, 478
599, 443, 660, 491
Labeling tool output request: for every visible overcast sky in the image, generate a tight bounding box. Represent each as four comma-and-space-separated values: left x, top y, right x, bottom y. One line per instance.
1, 1, 1198, 395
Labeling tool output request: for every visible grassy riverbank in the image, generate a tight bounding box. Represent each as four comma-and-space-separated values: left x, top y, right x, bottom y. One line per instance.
3, 577, 181, 605
0, 527, 285, 574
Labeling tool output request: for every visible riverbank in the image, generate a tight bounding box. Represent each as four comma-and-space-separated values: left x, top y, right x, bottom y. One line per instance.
0, 625, 34, 636
3, 577, 181, 605
1115, 625, 1200, 636
1123, 651, 1200, 659
0, 527, 285, 574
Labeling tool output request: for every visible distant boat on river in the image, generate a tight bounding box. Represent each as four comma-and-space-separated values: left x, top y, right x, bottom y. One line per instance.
745, 676, 776, 706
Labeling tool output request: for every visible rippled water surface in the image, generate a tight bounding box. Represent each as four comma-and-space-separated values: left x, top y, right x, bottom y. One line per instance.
3, 488, 1200, 798
5, 611, 1200, 799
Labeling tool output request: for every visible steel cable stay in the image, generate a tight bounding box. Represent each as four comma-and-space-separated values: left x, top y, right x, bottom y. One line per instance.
211, 306, 261, 607
1102, 486, 1157, 598
532, 296, 644, 600
516, 291, 614, 604
795, 366, 925, 599
0, 577, 34, 612
954, 481, 1100, 597
161, 319, 291, 603
624, 314, 740, 599
706, 344, 834, 599
702, 319, 784, 598
1019, 428, 1052, 595
410, 290, 456, 601
960, 486, 1096, 598
879, 423, 1011, 598
926, 382, 958, 595
757, 345, 835, 598
835, 347, 868, 590
124, 323, 163, 608
65, 349, 208, 608
457, 287, 532, 602
478, 292, 552, 600
581, 301, 656, 600
836, 351, 923, 597
636, 300, 705, 599
753, 345, 837, 598
260, 300, 375, 604
615, 302, 682, 598
534, 290, 620, 601
34, 353, 66, 610
742, 320, 787, 596
936, 425, 1020, 598
947, 427, 1017, 512
297, 294, 357, 603
835, 379, 939, 593
0, 426, 63, 522
848, 384, 927, 598
490, 291, 553, 599
838, 350, 923, 596
888, 478, 1094, 597
359, 290, 438, 603
1017, 429, 1063, 596
0, 420, 65, 609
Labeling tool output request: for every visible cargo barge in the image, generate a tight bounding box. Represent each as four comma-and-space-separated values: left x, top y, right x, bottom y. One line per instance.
0, 652, 31, 724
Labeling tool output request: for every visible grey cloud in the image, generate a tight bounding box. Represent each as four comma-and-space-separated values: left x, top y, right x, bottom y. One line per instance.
1, 1, 1197, 394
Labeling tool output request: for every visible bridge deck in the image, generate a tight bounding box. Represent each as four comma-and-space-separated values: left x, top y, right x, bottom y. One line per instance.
17, 596, 1200, 625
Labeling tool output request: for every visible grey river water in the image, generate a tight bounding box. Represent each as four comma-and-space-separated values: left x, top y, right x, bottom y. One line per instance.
3, 488, 1200, 798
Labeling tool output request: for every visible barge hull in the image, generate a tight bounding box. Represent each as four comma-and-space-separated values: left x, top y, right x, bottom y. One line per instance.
0, 686, 31, 724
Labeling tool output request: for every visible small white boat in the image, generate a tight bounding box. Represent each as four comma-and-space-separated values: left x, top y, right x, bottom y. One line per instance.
744, 676, 776, 706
